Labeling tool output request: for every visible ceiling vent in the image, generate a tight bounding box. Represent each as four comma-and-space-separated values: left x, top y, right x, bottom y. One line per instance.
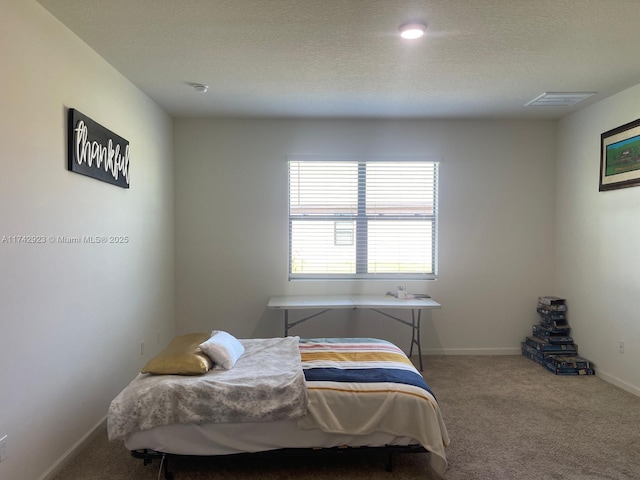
525, 92, 596, 107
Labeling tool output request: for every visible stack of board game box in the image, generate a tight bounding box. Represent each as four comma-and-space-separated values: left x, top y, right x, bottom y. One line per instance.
521, 296, 595, 375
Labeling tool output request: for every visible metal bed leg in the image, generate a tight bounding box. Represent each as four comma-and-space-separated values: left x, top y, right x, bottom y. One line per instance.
131, 451, 174, 480
160, 453, 174, 480
386, 451, 394, 472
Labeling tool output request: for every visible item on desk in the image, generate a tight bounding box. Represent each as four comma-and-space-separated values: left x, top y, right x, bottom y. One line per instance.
386, 291, 431, 299
397, 286, 407, 299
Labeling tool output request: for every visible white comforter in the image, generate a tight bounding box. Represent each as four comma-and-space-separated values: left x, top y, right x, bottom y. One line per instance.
107, 336, 307, 441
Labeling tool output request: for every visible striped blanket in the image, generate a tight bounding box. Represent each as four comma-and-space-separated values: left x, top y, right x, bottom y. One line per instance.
298, 338, 449, 476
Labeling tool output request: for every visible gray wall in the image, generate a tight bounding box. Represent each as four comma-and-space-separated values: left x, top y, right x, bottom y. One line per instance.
174, 118, 557, 354
556, 84, 640, 395
0, 2, 175, 479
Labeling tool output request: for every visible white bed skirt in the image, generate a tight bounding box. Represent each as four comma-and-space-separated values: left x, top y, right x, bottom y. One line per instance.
124, 419, 419, 456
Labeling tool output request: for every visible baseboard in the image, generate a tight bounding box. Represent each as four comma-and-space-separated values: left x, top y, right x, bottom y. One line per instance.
417, 347, 522, 355
595, 369, 640, 398
37, 415, 107, 480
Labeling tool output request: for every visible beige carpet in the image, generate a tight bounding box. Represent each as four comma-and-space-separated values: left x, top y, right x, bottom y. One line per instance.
54, 355, 640, 480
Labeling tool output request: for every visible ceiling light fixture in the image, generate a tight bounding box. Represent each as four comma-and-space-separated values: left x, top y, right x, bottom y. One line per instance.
399, 21, 426, 40
192, 83, 209, 93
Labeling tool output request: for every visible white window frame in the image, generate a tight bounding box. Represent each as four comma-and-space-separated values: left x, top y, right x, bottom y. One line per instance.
288, 155, 439, 281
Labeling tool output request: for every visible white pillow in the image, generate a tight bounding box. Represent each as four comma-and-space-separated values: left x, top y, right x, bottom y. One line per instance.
199, 331, 245, 370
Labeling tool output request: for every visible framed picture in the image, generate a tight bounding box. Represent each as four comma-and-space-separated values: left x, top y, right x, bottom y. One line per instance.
600, 118, 640, 191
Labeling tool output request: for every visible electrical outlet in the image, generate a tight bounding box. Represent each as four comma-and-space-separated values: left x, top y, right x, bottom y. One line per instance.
140, 341, 145, 357
0, 435, 8, 463
618, 340, 625, 354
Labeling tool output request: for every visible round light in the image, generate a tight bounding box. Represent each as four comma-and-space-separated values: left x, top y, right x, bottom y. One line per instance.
192, 83, 209, 93
399, 22, 426, 40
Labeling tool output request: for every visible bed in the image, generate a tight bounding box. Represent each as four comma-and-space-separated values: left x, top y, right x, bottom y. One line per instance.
108, 334, 450, 479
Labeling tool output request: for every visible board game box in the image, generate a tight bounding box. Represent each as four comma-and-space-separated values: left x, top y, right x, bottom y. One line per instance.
543, 362, 595, 375
532, 325, 574, 344
525, 336, 578, 354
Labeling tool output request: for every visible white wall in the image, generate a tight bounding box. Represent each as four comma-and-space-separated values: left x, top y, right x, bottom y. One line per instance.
174, 118, 557, 354
0, 2, 175, 480
556, 84, 640, 395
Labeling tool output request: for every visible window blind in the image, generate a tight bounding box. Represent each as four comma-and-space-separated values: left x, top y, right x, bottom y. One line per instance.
288, 157, 438, 280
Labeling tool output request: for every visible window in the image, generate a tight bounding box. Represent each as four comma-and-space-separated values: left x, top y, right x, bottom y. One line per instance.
288, 156, 438, 280
334, 221, 355, 246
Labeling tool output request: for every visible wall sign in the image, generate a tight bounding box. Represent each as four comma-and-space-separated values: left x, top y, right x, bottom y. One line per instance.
68, 108, 130, 188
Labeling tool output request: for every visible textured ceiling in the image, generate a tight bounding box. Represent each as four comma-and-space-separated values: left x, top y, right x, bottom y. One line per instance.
37, 0, 640, 119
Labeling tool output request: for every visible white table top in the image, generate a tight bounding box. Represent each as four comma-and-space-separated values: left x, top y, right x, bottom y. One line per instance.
267, 294, 441, 310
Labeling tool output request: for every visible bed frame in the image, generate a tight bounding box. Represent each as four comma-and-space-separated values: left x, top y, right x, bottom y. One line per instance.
132, 444, 429, 479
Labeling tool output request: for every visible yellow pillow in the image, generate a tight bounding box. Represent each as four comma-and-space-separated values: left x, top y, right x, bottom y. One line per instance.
141, 333, 213, 375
